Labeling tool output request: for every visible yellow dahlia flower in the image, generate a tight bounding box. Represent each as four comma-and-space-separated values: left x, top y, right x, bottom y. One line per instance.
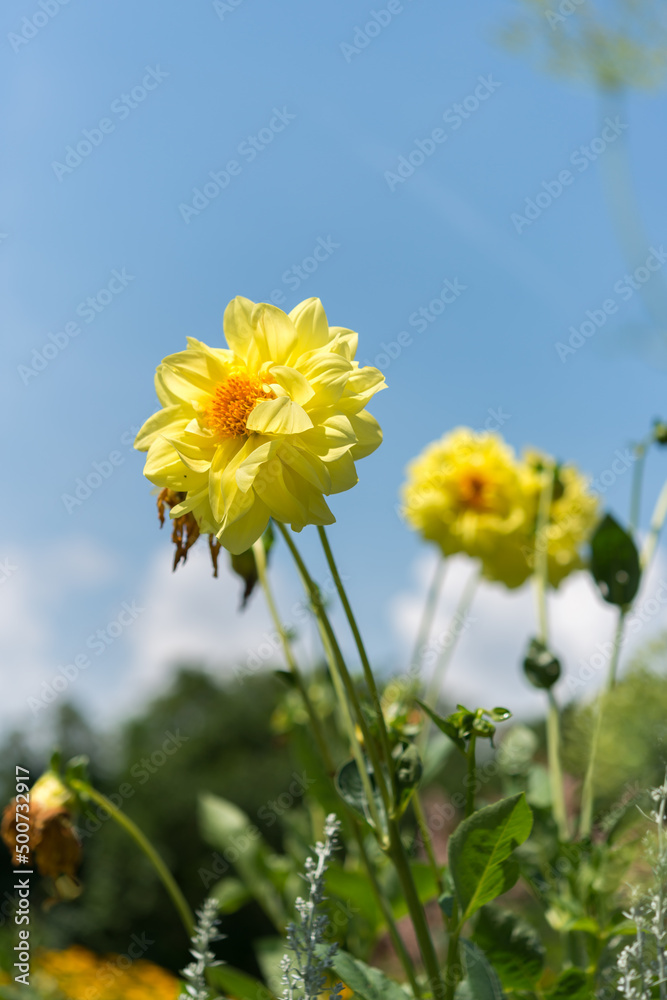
402, 429, 599, 589
401, 428, 531, 586
135, 297, 386, 554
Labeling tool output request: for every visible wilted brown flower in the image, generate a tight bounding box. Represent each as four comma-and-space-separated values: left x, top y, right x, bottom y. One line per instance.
157, 488, 222, 576
1, 773, 82, 895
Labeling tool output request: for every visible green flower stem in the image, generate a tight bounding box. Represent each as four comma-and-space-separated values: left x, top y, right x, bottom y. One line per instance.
641, 477, 667, 572
388, 821, 446, 1000
418, 570, 479, 754
410, 556, 447, 676
318, 526, 397, 800
629, 439, 649, 535
68, 779, 194, 939
279, 524, 444, 998
413, 791, 444, 896
465, 735, 477, 818
276, 524, 391, 830
252, 540, 421, 997
547, 690, 569, 840
579, 607, 627, 838
532, 462, 569, 840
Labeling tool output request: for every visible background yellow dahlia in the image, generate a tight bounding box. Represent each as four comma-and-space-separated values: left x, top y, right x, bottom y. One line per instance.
135, 296, 386, 553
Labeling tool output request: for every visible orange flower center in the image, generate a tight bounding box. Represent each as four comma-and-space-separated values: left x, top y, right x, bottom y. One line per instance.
203, 372, 275, 438
457, 470, 493, 512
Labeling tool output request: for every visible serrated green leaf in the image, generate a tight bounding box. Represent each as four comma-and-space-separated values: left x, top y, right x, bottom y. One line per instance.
544, 967, 590, 999
471, 907, 545, 990
449, 793, 533, 923
590, 513, 641, 607
328, 949, 410, 1000
460, 939, 506, 999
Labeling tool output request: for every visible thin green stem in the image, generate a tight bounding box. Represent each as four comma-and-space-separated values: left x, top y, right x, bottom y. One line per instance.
533, 460, 555, 645
579, 608, 627, 838
418, 570, 479, 753
278, 524, 443, 996
629, 440, 649, 535
276, 523, 391, 832
388, 822, 445, 1000
547, 690, 569, 840
253, 540, 420, 995
318, 526, 397, 799
410, 556, 447, 676
465, 735, 477, 818
69, 779, 194, 938
444, 894, 461, 1000
641, 478, 667, 572
413, 792, 444, 896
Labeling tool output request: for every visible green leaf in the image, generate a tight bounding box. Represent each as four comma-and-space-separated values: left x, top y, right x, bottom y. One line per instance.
209, 964, 278, 1000
522, 638, 561, 690
210, 876, 252, 914
198, 792, 286, 929
590, 513, 641, 607
460, 939, 506, 999
335, 757, 386, 829
543, 967, 590, 999
326, 865, 383, 928
471, 907, 545, 990
417, 700, 467, 753
329, 949, 411, 1000
449, 793, 533, 923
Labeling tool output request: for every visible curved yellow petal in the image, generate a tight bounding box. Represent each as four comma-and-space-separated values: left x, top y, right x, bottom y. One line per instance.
268, 365, 315, 406
134, 407, 187, 451
289, 298, 330, 353
247, 396, 313, 435
217, 496, 271, 555
223, 296, 259, 363
349, 409, 383, 459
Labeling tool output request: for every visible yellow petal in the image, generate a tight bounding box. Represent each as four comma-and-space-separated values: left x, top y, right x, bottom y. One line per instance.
254, 460, 308, 524
134, 407, 187, 451
279, 442, 332, 493
246, 396, 314, 435
253, 305, 298, 366
326, 451, 359, 493
223, 296, 259, 362
268, 365, 315, 406
288, 298, 330, 353
235, 438, 279, 492
349, 410, 383, 459
217, 496, 271, 555
329, 326, 359, 361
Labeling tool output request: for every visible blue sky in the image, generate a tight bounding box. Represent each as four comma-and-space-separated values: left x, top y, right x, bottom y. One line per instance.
2, 0, 666, 737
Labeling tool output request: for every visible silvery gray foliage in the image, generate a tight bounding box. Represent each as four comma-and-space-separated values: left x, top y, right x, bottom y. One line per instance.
281, 814, 344, 1000
615, 778, 667, 999
179, 897, 224, 1000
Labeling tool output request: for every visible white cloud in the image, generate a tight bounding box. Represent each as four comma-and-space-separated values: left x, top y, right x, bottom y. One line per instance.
389, 550, 667, 718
